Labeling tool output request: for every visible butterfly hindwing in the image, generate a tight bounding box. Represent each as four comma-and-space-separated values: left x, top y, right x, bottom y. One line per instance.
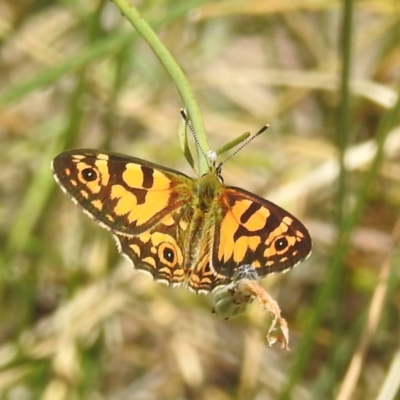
114, 213, 187, 286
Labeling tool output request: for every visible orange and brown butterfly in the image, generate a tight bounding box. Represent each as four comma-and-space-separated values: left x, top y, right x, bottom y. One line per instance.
52, 124, 311, 293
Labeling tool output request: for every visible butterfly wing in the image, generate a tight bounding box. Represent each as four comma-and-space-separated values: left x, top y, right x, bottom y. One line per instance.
114, 213, 187, 286
52, 149, 194, 235
185, 231, 230, 293
52, 149, 195, 286
211, 186, 312, 280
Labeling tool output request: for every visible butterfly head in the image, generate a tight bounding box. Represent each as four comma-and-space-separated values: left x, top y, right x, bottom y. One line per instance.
203, 149, 224, 183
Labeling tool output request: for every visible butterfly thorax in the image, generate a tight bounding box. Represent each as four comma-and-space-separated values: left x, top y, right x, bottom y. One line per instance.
194, 172, 224, 210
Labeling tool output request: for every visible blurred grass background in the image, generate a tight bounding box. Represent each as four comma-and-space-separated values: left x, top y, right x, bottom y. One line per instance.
1, 0, 400, 399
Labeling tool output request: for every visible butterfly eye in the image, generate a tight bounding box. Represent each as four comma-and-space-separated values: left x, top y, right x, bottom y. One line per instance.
81, 167, 98, 182
274, 237, 289, 252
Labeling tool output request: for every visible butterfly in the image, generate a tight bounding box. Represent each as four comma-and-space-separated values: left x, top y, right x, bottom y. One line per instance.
52, 135, 311, 293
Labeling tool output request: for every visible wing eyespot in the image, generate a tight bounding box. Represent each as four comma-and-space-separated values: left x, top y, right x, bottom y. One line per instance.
274, 236, 289, 252
81, 167, 98, 182
159, 243, 176, 266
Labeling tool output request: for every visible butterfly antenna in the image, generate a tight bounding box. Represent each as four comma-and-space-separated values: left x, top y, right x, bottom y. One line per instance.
219, 124, 269, 167
180, 109, 212, 165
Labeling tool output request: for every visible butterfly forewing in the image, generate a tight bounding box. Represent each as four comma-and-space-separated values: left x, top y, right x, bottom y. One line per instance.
212, 186, 311, 279
52, 149, 194, 236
